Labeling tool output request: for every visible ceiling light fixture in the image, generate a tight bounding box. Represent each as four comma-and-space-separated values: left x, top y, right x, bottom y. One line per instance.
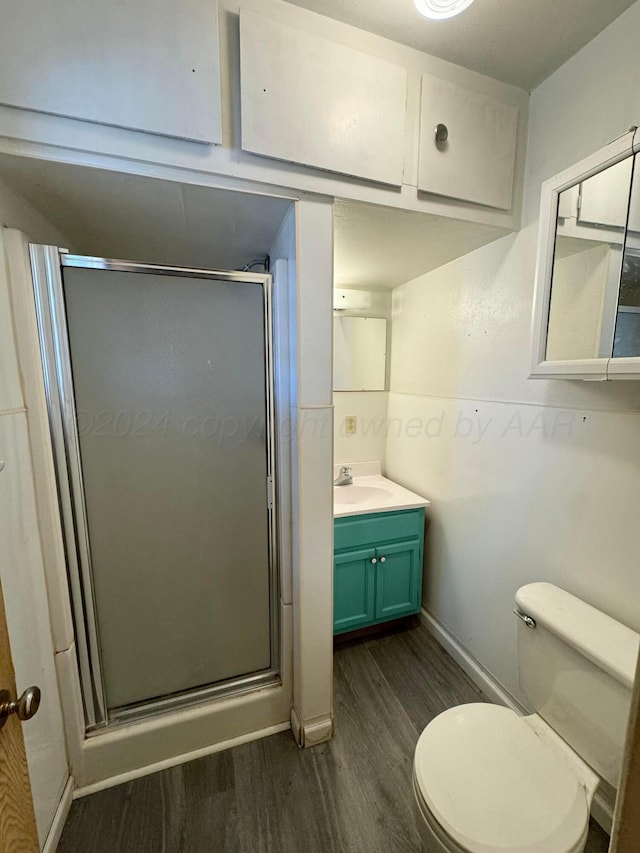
414, 0, 475, 20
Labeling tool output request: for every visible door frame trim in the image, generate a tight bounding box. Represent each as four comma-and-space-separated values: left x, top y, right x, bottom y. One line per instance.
31, 245, 107, 727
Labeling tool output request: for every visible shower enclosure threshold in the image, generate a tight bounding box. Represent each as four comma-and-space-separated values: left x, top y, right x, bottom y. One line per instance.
87, 670, 282, 733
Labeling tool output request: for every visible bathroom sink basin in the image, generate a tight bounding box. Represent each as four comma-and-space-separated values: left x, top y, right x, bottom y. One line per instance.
332, 469, 430, 518
333, 484, 393, 505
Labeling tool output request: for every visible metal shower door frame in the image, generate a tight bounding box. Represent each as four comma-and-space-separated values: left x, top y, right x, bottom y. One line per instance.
30, 246, 279, 731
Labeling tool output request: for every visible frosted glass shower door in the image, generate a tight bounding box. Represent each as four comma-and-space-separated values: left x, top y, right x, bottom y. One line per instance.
32, 251, 276, 724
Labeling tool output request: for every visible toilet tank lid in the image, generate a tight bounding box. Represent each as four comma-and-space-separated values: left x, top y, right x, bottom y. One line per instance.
516, 583, 639, 690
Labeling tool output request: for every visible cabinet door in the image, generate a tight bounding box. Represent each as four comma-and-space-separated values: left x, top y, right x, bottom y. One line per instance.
0, 0, 222, 142
375, 540, 421, 621
578, 157, 633, 228
334, 548, 376, 634
418, 75, 518, 210
240, 10, 407, 187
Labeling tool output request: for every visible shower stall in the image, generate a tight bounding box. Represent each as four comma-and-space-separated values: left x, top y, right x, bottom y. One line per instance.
31, 247, 279, 730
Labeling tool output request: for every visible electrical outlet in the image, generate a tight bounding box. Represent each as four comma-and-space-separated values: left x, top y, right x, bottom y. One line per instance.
344, 415, 357, 436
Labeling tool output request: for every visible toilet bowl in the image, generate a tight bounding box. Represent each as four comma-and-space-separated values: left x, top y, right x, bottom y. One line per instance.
411, 584, 640, 853
412, 704, 596, 853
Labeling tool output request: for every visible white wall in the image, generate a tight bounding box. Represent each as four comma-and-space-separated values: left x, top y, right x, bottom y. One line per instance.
290, 196, 335, 745
385, 0, 640, 708
334, 391, 388, 464
0, 176, 68, 245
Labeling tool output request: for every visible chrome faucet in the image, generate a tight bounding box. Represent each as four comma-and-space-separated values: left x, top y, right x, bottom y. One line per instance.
334, 466, 353, 486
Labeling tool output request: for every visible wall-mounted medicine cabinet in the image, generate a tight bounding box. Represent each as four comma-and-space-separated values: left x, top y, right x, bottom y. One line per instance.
531, 128, 640, 380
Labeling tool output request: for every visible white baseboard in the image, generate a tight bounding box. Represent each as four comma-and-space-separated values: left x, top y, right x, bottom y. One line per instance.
42, 775, 73, 853
419, 608, 526, 714
419, 607, 614, 835
591, 795, 614, 836
74, 721, 291, 799
302, 716, 334, 747
290, 707, 302, 746
290, 707, 333, 747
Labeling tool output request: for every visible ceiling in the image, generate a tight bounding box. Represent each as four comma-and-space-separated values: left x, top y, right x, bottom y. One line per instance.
0, 154, 507, 290
0, 155, 509, 291
334, 199, 507, 289
285, 0, 636, 90
0, 155, 291, 271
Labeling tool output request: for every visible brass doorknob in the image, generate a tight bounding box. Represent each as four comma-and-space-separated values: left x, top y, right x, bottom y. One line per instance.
0, 686, 41, 730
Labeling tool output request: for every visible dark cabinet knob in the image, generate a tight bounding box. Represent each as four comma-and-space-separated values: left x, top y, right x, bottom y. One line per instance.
435, 123, 449, 144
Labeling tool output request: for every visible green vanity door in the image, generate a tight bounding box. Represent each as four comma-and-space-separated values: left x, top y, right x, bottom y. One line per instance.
374, 539, 421, 621
334, 547, 376, 633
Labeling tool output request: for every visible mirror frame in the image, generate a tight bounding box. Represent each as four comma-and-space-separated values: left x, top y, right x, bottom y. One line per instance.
530, 128, 640, 381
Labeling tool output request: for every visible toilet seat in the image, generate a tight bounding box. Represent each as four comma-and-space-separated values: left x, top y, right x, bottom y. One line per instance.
413, 704, 590, 853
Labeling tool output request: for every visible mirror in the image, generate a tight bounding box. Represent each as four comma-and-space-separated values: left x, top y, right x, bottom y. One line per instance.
545, 156, 633, 362
613, 155, 640, 358
333, 315, 387, 391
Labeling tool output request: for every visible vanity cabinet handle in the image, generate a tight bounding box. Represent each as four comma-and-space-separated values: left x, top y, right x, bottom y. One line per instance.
370, 558, 377, 564
379, 556, 386, 563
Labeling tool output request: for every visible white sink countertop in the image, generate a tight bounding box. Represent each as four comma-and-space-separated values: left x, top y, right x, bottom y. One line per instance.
333, 462, 430, 518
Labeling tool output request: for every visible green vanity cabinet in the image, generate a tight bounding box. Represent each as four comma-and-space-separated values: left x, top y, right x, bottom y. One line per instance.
333, 508, 425, 635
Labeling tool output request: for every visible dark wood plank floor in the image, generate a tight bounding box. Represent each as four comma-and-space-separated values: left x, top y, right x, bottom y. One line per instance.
58, 619, 611, 852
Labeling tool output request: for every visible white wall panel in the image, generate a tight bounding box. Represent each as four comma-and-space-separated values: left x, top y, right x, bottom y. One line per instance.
296, 197, 334, 407
240, 10, 407, 186
385, 392, 640, 703
0, 178, 68, 247
334, 391, 388, 465
0, 230, 23, 412
290, 196, 333, 741
295, 406, 333, 733
0, 0, 221, 143
3, 229, 75, 654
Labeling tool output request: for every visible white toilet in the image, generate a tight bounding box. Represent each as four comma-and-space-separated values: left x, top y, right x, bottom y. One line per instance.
413, 582, 640, 853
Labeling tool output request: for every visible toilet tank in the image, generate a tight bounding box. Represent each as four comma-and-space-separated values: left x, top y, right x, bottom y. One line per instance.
516, 583, 639, 789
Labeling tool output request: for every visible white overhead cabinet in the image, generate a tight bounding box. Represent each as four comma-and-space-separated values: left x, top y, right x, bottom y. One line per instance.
0, 0, 222, 143
418, 75, 518, 211
239, 10, 408, 187
578, 158, 632, 228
